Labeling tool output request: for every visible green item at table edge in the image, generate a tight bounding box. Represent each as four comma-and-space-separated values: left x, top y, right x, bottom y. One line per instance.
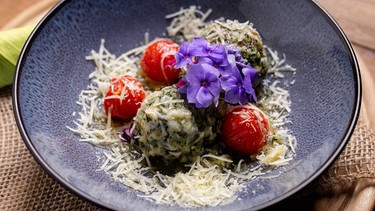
0, 25, 35, 88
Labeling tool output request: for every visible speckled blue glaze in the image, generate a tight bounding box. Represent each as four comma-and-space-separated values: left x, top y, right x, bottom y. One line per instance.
13, 0, 361, 210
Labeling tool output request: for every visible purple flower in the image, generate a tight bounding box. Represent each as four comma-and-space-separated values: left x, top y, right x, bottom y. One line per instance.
177, 77, 189, 96
221, 67, 256, 105
206, 44, 227, 60
175, 37, 261, 108
244, 77, 257, 103
181, 63, 221, 108
175, 37, 208, 68
227, 45, 245, 65
206, 44, 230, 74
196, 56, 213, 66
175, 42, 195, 68
191, 37, 209, 53
242, 65, 259, 103
120, 122, 137, 143
242, 65, 259, 83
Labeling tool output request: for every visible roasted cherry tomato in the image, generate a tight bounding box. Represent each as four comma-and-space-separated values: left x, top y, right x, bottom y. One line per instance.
140, 40, 181, 84
104, 75, 146, 121
222, 105, 270, 155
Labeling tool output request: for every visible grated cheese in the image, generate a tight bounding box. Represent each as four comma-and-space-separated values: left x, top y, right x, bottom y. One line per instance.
67, 5, 298, 209
165, 5, 218, 42
138, 155, 244, 208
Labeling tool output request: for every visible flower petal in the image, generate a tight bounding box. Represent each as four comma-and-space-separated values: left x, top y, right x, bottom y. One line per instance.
232, 66, 243, 81
185, 64, 204, 84
248, 89, 258, 103
242, 75, 251, 91
224, 88, 239, 104
186, 83, 201, 104
201, 63, 220, 77
243, 73, 258, 103
227, 53, 236, 67
191, 37, 208, 56
228, 45, 245, 64
196, 87, 213, 108
207, 79, 221, 96
221, 66, 243, 91
242, 65, 260, 84
238, 88, 248, 105
221, 75, 238, 91
242, 69, 256, 94
175, 42, 191, 68
177, 78, 189, 95
207, 44, 226, 60
218, 63, 235, 76
196, 57, 213, 66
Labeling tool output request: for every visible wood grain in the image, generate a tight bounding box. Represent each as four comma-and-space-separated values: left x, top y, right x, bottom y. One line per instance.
1, 0, 58, 30
315, 0, 375, 78
0, 0, 40, 28
315, 0, 375, 133
316, 0, 375, 50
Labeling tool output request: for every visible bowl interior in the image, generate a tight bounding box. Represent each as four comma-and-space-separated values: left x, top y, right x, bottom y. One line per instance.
13, 0, 360, 210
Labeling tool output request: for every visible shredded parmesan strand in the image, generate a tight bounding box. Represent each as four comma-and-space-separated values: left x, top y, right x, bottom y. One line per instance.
165, 5, 218, 41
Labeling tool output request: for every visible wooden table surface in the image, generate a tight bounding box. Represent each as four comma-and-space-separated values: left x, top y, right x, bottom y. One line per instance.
315, 0, 375, 135
1, 0, 374, 210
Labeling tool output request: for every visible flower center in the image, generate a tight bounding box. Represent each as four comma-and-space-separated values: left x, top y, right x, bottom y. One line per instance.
201, 81, 208, 87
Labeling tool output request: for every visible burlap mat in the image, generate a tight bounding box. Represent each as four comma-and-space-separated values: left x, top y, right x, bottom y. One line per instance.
1, 85, 374, 210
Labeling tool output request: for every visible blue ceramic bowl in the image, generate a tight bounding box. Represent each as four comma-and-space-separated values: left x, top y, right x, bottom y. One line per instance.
13, 0, 361, 210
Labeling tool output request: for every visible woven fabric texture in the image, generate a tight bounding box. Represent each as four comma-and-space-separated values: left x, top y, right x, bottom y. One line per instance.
1, 86, 374, 210
0, 87, 100, 210
317, 118, 375, 192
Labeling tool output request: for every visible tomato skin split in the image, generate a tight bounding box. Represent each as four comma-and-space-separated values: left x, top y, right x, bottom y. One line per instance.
222, 105, 270, 155
104, 75, 146, 121
141, 40, 181, 84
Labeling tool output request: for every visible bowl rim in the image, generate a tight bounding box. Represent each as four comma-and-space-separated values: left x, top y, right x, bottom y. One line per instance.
12, 0, 112, 210
12, 0, 362, 210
